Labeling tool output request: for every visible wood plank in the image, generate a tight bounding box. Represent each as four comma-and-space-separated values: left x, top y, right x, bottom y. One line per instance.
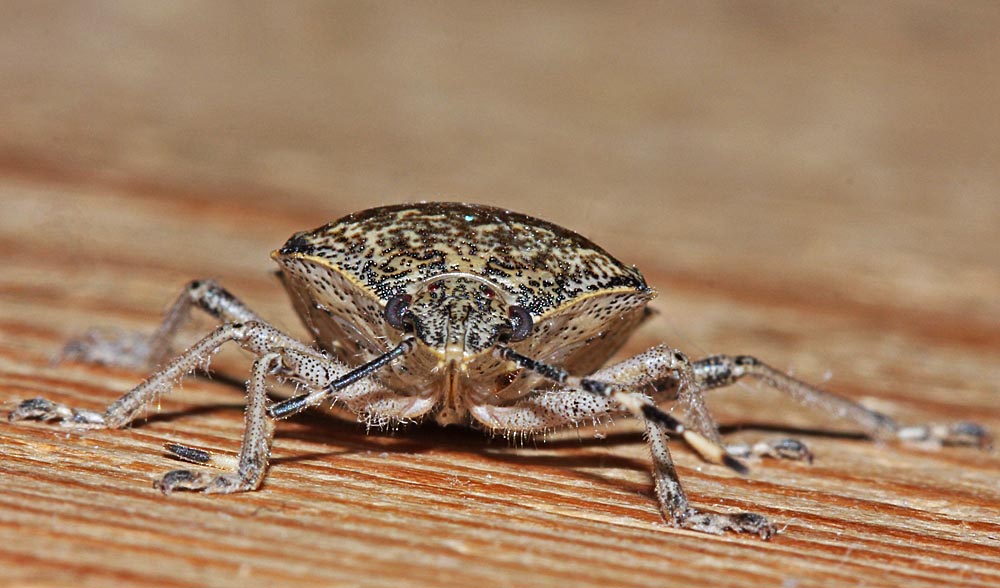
1, 3, 998, 587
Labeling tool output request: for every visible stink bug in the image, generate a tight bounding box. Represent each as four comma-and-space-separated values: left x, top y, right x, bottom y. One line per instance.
9, 202, 988, 539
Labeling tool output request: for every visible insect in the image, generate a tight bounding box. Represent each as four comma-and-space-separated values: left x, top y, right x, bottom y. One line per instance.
9, 202, 989, 539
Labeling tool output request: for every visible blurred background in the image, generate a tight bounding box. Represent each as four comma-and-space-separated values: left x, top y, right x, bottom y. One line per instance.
1, 1, 997, 390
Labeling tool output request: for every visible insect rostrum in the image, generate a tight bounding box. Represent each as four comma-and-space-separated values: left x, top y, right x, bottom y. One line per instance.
9, 202, 989, 539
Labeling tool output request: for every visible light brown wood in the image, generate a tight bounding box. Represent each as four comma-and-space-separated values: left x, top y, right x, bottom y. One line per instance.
1, 3, 998, 587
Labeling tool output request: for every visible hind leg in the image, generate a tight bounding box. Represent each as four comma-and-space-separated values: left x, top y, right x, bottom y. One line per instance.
687, 354, 989, 450
60, 279, 273, 369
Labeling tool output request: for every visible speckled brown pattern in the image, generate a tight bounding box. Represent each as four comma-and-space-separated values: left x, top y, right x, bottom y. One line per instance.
275, 202, 650, 313
273, 202, 657, 418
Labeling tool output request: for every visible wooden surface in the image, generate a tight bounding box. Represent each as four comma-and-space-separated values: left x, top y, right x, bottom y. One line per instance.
1, 3, 999, 587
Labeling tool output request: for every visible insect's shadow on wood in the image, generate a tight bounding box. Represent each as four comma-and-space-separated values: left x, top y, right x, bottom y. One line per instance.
268, 408, 872, 501
717, 423, 868, 441
276, 410, 493, 457
273, 414, 660, 495
135, 402, 247, 426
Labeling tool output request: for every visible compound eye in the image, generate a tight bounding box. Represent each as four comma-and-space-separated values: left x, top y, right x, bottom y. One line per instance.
507, 305, 533, 342
384, 294, 414, 332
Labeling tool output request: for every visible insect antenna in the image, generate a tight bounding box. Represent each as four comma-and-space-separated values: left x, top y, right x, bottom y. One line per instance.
269, 339, 416, 419
496, 346, 748, 474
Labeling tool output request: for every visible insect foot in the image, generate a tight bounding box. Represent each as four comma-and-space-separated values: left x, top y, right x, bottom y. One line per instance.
896, 421, 992, 449
8, 202, 991, 541
726, 438, 814, 463
678, 510, 775, 540
9, 397, 108, 428
155, 470, 251, 494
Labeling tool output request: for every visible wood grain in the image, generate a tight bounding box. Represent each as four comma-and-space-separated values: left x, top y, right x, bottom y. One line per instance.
1, 3, 999, 588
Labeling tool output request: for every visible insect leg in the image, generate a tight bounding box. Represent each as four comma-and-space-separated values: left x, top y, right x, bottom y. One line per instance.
691, 354, 990, 449
470, 388, 773, 539
61, 279, 274, 369
587, 346, 823, 461
163, 341, 432, 484
498, 346, 743, 469
11, 321, 320, 429
156, 350, 280, 493
13, 319, 400, 493
644, 418, 773, 538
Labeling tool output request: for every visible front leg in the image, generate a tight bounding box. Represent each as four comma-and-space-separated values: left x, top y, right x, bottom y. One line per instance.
11, 322, 349, 493
157, 350, 280, 493
470, 388, 774, 539
152, 343, 423, 493
644, 419, 773, 538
